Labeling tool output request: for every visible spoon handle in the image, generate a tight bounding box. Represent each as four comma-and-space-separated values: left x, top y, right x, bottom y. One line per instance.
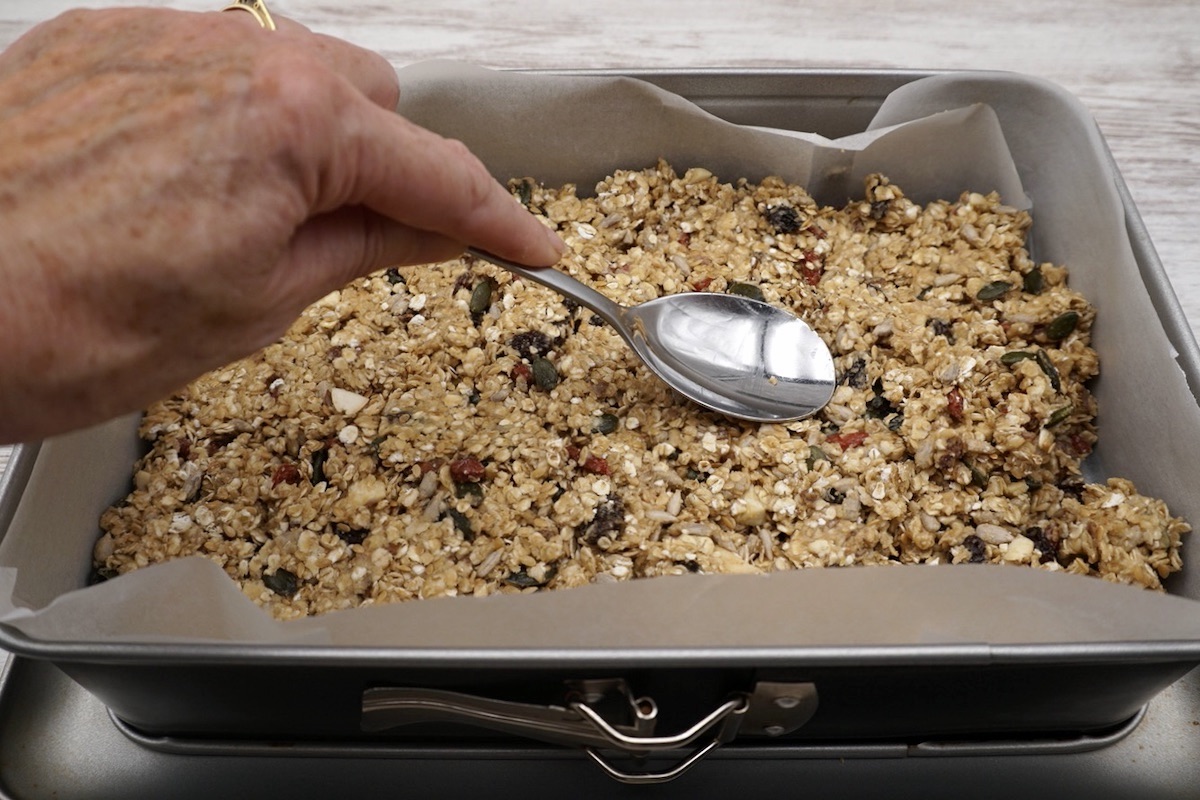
465, 247, 626, 329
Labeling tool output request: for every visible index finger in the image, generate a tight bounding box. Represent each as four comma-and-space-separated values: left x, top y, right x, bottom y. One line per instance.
349, 109, 566, 267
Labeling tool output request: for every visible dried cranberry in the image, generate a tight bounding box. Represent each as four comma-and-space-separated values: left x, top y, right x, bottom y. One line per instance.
413, 458, 443, 477
1066, 434, 1093, 457
579, 497, 626, 544
337, 528, 369, 546
1026, 526, 1059, 564
206, 432, 237, 455
509, 331, 553, 361
1059, 479, 1085, 500
865, 379, 899, 419
765, 204, 802, 234
841, 358, 869, 389
927, 319, 955, 343
962, 535, 987, 563
581, 454, 610, 476
449, 457, 486, 483
936, 438, 965, 472
271, 463, 302, 487
946, 387, 965, 423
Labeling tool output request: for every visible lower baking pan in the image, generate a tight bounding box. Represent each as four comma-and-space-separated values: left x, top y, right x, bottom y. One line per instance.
3, 70, 1200, 782
4, 657, 1200, 799
30, 644, 1193, 743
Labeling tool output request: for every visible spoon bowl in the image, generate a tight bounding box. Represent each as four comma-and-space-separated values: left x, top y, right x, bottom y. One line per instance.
468, 248, 836, 423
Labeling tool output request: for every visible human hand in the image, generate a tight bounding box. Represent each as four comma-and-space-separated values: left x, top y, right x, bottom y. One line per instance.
0, 7, 564, 443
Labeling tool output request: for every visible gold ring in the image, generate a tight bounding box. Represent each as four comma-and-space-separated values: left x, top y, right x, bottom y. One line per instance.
222, 0, 276, 30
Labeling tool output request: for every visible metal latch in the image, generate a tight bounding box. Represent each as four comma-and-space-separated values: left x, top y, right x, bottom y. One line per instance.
362, 679, 818, 784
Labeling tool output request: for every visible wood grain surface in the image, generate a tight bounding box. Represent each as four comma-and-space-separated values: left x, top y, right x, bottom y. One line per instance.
0, 0, 1196, 476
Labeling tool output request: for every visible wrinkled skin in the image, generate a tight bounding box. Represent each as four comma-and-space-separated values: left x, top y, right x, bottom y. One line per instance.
0, 8, 563, 443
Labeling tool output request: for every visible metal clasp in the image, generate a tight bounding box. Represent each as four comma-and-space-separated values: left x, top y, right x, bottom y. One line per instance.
362, 678, 818, 784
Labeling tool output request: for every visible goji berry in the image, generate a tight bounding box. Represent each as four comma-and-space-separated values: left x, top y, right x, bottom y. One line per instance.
827, 431, 868, 449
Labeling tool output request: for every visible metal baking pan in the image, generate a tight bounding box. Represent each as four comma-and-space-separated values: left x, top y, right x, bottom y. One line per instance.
3, 70, 1200, 786
2, 656, 1199, 798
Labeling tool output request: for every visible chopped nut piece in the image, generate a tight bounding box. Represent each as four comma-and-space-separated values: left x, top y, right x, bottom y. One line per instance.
329, 387, 369, 415
96, 164, 1188, 619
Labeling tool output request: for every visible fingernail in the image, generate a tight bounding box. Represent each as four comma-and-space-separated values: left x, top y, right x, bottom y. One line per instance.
543, 225, 567, 259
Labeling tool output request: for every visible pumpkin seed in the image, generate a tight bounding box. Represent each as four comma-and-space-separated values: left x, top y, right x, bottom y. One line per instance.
1045, 405, 1073, 428
504, 565, 558, 588
503, 569, 541, 588
310, 447, 328, 485
728, 282, 765, 302
456, 481, 484, 504
967, 461, 989, 489
592, 413, 620, 435
263, 568, 299, 596
1001, 350, 1035, 366
806, 445, 830, 470
1023, 266, 1044, 294
1035, 349, 1061, 392
976, 281, 1012, 301
1044, 311, 1079, 341
531, 357, 559, 391
92, 566, 119, 583
446, 508, 474, 540
514, 179, 534, 207
469, 279, 494, 315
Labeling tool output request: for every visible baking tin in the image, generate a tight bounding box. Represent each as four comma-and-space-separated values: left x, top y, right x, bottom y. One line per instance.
2, 70, 1200, 786
2, 656, 1199, 798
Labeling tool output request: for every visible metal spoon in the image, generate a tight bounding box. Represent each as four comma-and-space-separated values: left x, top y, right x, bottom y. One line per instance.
467, 248, 835, 423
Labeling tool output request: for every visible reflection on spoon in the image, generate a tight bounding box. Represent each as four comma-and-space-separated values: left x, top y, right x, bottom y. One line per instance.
467, 248, 836, 423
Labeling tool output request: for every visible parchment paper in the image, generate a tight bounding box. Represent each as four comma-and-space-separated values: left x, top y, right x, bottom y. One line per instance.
3, 65, 1200, 649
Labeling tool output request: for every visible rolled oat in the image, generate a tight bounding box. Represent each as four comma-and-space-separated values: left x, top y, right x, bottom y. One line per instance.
96, 163, 1189, 619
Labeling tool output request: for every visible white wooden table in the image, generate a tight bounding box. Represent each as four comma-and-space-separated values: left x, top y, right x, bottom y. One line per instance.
0, 0, 1196, 476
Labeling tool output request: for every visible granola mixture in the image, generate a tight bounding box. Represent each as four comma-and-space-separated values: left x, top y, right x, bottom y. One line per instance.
95, 163, 1189, 620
